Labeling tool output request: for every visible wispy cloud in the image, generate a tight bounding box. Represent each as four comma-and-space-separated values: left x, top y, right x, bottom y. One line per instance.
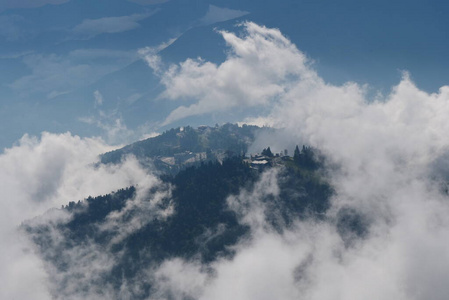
0, 131, 157, 298
0, 0, 69, 12
138, 37, 178, 74
94, 90, 104, 107
79, 90, 156, 145
72, 12, 157, 40
0, 50, 34, 59
199, 5, 249, 26
10, 49, 137, 98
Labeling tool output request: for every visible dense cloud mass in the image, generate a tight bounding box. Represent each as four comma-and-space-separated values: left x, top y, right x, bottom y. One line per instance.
0, 132, 157, 299
142, 22, 311, 125
140, 22, 449, 299
4, 21, 449, 299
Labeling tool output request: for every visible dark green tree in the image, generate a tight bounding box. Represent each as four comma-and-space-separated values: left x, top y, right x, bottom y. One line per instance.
293, 145, 300, 163
262, 147, 274, 157
301, 145, 317, 170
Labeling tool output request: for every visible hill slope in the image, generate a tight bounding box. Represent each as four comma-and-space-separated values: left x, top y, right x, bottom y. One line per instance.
23, 130, 341, 299
101, 123, 268, 174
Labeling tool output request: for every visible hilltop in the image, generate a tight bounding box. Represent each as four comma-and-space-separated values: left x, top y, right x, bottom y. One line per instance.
101, 123, 270, 174
21, 125, 359, 300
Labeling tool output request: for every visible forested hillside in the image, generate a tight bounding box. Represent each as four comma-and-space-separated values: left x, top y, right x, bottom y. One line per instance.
100, 124, 267, 174
23, 140, 338, 299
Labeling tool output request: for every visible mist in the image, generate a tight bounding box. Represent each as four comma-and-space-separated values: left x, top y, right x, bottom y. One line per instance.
3, 21, 449, 299
143, 22, 449, 300
0, 132, 158, 299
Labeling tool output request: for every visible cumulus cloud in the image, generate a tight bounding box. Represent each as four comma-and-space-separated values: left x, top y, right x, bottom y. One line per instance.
72, 12, 156, 39
141, 21, 449, 300
147, 22, 314, 126
0, 132, 159, 299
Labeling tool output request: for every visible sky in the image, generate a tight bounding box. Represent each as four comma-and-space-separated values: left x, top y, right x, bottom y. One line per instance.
1, 0, 449, 149
2, 0, 449, 299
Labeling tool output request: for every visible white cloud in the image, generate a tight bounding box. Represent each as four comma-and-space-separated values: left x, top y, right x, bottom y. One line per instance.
199, 5, 249, 26
138, 37, 178, 74
79, 113, 135, 146
0, 230, 51, 300
11, 49, 137, 98
123, 92, 142, 105
72, 12, 156, 39
100, 175, 173, 246
94, 90, 104, 107
151, 258, 208, 299
0, 50, 34, 59
139, 131, 160, 140
0, 131, 160, 299
81, 90, 161, 146
151, 22, 314, 126
46, 89, 70, 99
237, 116, 276, 128
145, 22, 449, 300
1, 132, 150, 214
4, 20, 449, 300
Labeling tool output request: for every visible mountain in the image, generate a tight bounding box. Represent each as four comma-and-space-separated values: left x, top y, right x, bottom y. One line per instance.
101, 123, 268, 174
22, 125, 343, 299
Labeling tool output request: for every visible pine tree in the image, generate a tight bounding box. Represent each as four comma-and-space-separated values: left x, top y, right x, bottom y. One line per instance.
293, 145, 300, 163
262, 147, 274, 157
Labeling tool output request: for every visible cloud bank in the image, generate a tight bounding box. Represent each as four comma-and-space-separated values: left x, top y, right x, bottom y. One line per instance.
0, 132, 159, 299
4, 21, 449, 299
141, 22, 449, 300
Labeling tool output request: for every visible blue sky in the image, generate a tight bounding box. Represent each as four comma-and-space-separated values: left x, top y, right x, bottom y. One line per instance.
1, 0, 448, 149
